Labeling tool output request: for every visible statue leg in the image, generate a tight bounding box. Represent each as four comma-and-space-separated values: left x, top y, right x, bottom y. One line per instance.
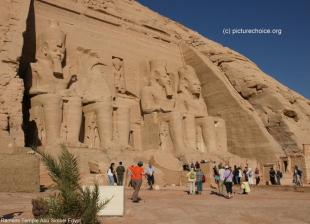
196, 117, 216, 153
167, 112, 186, 156
95, 102, 113, 148
66, 96, 84, 146
41, 94, 63, 145
115, 105, 130, 146
183, 114, 197, 151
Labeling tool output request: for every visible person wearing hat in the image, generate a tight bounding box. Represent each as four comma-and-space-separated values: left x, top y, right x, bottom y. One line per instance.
224, 166, 233, 199
128, 161, 145, 203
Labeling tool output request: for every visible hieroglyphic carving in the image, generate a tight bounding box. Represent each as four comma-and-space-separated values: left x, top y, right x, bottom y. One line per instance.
112, 57, 125, 97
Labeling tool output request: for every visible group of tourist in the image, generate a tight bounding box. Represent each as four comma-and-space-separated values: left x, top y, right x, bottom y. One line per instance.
213, 162, 261, 186
269, 167, 283, 185
107, 161, 155, 203
186, 168, 205, 195
109, 160, 304, 203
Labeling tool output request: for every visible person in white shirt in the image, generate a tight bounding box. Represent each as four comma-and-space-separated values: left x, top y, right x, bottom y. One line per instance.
146, 164, 155, 190
108, 163, 115, 186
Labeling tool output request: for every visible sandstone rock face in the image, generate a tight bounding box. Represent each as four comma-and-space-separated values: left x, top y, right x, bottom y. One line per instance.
0, 0, 309, 172
0, 0, 29, 151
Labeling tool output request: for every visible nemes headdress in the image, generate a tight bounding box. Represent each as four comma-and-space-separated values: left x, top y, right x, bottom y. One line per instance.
36, 21, 66, 56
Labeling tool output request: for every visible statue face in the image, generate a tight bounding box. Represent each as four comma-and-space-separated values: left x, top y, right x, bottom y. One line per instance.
156, 70, 171, 87
44, 40, 65, 64
188, 78, 201, 95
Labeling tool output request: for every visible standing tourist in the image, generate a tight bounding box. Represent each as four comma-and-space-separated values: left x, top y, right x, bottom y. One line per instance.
276, 170, 282, 185
293, 166, 303, 186
108, 163, 115, 186
196, 168, 204, 195
218, 166, 226, 196
247, 168, 254, 185
187, 168, 196, 195
116, 161, 125, 186
238, 167, 242, 184
128, 161, 145, 203
146, 164, 155, 190
233, 165, 239, 185
243, 167, 248, 181
218, 162, 223, 170
269, 167, 276, 185
194, 161, 200, 170
255, 168, 260, 185
213, 166, 220, 184
224, 166, 233, 199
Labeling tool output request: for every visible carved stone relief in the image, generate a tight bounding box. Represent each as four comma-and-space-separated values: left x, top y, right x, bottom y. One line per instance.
25, 21, 227, 157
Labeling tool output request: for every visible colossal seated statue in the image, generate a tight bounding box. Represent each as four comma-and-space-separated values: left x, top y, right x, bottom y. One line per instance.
78, 49, 130, 149
27, 21, 82, 146
178, 65, 227, 152
141, 59, 185, 156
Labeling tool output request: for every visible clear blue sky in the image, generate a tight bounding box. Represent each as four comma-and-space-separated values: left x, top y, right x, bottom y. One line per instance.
135, 0, 310, 99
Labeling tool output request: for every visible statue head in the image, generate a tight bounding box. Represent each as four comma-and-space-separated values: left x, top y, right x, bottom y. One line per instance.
36, 21, 66, 76
178, 65, 201, 97
149, 59, 173, 97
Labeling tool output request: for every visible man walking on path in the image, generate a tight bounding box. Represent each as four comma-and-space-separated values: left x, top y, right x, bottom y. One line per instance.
116, 161, 125, 186
128, 161, 145, 203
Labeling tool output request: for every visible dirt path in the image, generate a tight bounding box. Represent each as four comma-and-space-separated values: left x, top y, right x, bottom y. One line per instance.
1, 185, 310, 224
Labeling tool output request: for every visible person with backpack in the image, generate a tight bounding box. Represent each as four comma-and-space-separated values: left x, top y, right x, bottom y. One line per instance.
116, 161, 125, 186
187, 168, 196, 195
195, 168, 204, 195
276, 170, 283, 185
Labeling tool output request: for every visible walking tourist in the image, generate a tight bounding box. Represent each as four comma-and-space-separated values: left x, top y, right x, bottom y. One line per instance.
128, 161, 145, 203
224, 166, 233, 199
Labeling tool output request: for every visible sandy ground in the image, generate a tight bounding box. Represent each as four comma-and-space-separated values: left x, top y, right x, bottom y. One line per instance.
1, 185, 310, 224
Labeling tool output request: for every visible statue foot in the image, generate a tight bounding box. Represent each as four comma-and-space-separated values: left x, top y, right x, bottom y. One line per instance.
67, 141, 86, 148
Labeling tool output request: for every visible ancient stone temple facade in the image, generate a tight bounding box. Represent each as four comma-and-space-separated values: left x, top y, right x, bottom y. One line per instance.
1, 0, 310, 188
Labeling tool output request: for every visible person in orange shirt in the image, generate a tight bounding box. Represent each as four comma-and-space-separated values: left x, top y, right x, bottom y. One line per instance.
128, 161, 145, 203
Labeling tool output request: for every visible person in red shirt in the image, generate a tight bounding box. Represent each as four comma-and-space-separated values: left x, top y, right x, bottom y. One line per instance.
128, 161, 145, 203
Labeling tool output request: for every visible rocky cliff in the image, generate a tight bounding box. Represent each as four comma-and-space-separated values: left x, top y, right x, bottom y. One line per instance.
0, 0, 309, 166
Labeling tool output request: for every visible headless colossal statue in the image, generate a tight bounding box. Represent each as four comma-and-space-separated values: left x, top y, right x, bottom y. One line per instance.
79, 49, 130, 149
